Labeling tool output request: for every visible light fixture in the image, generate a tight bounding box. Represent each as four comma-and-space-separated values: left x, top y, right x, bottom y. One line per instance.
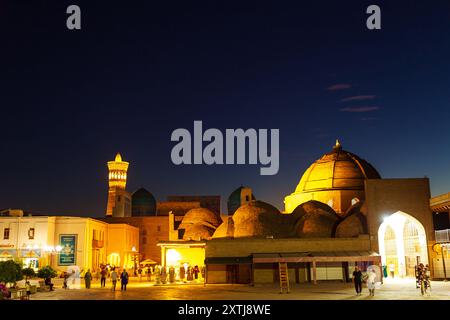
55, 245, 62, 252
131, 246, 136, 252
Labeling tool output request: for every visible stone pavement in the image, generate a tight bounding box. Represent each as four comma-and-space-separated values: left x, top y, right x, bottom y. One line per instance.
30, 278, 450, 300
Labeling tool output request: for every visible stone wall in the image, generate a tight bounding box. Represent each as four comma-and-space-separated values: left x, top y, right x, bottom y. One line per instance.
205, 236, 371, 258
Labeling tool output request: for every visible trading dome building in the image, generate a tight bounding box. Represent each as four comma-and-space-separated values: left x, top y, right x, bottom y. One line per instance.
159, 140, 437, 286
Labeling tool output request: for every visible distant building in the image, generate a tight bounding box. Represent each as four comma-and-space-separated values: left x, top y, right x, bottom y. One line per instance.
227, 186, 255, 215
167, 195, 221, 216
131, 188, 157, 216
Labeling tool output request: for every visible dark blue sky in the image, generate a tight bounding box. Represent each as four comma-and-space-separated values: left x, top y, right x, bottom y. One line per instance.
1, 1, 450, 216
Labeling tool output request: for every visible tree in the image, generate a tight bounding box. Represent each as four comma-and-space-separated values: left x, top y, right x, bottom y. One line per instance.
0, 260, 23, 286
22, 267, 36, 281
37, 266, 57, 280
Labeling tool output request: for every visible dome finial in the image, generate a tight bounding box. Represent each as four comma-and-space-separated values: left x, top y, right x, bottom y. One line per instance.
115, 152, 122, 162
334, 139, 342, 150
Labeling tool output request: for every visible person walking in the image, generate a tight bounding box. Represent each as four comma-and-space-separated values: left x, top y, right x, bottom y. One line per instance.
63, 272, 68, 289
120, 269, 129, 291
111, 268, 118, 292
367, 269, 377, 296
100, 268, 107, 288
146, 266, 151, 281
84, 269, 92, 289
352, 266, 363, 296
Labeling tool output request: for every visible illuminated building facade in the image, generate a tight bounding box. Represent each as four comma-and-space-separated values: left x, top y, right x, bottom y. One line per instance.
158, 141, 439, 284
0, 210, 139, 272
106, 153, 131, 217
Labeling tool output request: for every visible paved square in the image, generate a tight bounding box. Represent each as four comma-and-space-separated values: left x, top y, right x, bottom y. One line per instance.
29, 278, 450, 300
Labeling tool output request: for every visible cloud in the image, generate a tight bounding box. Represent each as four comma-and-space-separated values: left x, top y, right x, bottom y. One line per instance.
326, 83, 352, 91
341, 95, 376, 102
340, 106, 379, 113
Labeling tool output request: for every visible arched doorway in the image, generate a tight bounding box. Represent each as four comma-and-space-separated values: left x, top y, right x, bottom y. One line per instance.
378, 211, 428, 278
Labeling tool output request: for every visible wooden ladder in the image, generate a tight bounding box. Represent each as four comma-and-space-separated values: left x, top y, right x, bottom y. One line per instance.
279, 262, 290, 293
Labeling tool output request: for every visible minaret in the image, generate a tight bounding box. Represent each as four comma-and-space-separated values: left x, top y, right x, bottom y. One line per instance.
106, 153, 131, 217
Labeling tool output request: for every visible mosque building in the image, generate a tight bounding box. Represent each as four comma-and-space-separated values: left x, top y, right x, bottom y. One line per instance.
158, 140, 443, 285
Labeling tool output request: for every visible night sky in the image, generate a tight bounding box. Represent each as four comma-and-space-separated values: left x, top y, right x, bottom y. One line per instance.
2, 1, 450, 217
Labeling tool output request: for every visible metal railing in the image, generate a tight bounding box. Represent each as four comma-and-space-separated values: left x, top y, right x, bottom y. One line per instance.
435, 229, 450, 243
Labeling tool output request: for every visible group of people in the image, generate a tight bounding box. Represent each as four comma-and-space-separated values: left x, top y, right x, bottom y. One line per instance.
352, 266, 378, 297
154, 264, 204, 284
82, 267, 129, 291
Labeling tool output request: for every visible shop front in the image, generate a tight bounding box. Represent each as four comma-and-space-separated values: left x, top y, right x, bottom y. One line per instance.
158, 241, 206, 284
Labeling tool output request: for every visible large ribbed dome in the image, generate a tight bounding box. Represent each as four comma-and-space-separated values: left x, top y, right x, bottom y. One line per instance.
295, 140, 380, 193
284, 140, 381, 215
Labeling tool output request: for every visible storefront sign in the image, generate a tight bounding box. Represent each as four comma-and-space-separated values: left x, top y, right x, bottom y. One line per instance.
0, 249, 17, 257
0, 244, 15, 248
20, 249, 41, 258
58, 234, 77, 266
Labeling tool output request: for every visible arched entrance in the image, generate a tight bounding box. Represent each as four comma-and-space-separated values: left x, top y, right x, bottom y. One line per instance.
378, 211, 428, 278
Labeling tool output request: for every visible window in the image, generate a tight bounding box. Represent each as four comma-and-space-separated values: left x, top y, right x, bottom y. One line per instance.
143, 237, 147, 245
117, 196, 121, 202
142, 230, 147, 236
28, 228, 35, 240
245, 195, 249, 201
157, 226, 161, 232
3, 228, 10, 240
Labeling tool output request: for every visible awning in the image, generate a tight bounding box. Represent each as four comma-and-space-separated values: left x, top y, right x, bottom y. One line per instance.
140, 259, 157, 265
252, 251, 380, 263
205, 256, 253, 265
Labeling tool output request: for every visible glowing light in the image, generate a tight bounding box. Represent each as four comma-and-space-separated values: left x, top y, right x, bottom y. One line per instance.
131, 246, 136, 252
166, 249, 181, 266
55, 245, 62, 252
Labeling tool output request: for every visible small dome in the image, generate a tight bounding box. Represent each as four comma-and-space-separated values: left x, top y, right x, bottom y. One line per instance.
115, 153, 122, 162
212, 217, 235, 238
335, 211, 368, 238
293, 201, 339, 238
232, 200, 287, 238
227, 186, 255, 215
132, 188, 157, 216
179, 208, 222, 229
182, 224, 215, 241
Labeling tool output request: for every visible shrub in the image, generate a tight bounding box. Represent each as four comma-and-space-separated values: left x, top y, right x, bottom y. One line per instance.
37, 266, 57, 279
0, 260, 23, 285
22, 267, 36, 280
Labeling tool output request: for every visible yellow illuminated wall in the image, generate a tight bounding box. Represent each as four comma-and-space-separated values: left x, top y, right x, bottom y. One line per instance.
164, 247, 205, 268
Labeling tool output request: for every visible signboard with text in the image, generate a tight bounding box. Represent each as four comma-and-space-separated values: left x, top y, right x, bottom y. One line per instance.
58, 234, 77, 266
